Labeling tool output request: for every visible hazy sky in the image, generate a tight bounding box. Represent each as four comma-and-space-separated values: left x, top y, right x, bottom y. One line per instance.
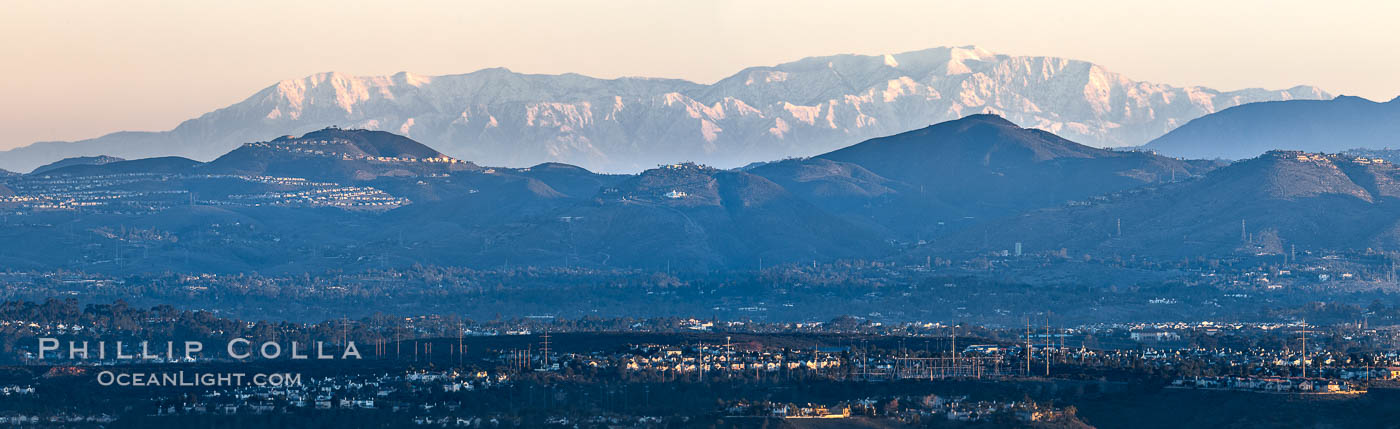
2, 0, 1397, 151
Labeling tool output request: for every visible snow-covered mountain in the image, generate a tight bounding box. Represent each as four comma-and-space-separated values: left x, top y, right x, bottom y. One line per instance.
0, 46, 1328, 173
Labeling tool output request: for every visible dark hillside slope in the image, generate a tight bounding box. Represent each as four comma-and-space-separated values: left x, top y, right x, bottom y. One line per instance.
938, 151, 1400, 257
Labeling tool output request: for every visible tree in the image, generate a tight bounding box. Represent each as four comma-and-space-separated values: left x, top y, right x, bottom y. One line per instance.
882, 398, 900, 416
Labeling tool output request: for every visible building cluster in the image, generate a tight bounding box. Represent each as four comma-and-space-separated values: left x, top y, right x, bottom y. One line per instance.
154, 370, 505, 417
935, 398, 1065, 423
1170, 376, 1359, 394
1, 174, 182, 212
0, 172, 407, 214
616, 343, 844, 376
223, 184, 406, 209
0, 414, 116, 425
0, 385, 35, 396
244, 139, 465, 165
724, 395, 1068, 424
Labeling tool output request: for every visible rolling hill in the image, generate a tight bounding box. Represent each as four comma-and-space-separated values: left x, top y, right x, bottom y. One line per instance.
491, 163, 887, 269
40, 156, 201, 177
943, 151, 1400, 257
201, 127, 480, 183
30, 155, 125, 175
0, 128, 884, 272
751, 114, 1220, 239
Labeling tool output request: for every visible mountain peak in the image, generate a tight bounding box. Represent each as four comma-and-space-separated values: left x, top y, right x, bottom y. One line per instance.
882, 54, 899, 67
1332, 94, 1379, 103
824, 114, 1104, 171
950, 113, 1018, 127
392, 71, 431, 86
948, 45, 996, 61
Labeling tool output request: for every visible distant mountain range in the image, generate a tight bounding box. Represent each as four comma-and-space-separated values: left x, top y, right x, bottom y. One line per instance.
1143, 95, 1400, 160
0, 115, 1210, 272
0, 46, 1327, 174
12, 113, 1400, 273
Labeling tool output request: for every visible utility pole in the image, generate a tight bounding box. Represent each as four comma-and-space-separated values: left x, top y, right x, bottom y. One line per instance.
726, 336, 732, 378
1390, 256, 1397, 284
1025, 318, 1032, 376
1045, 315, 1051, 377
951, 324, 956, 360
1300, 320, 1307, 378
702, 343, 710, 382
540, 332, 551, 370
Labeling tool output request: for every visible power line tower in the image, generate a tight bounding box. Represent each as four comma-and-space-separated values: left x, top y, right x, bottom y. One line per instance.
1044, 314, 1051, 377
539, 332, 551, 370
1390, 255, 1397, 284
698, 342, 706, 381
1025, 318, 1032, 376
1300, 320, 1308, 378
725, 336, 734, 378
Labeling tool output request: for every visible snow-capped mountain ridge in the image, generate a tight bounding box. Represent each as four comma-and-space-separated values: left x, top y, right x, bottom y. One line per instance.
0, 46, 1328, 173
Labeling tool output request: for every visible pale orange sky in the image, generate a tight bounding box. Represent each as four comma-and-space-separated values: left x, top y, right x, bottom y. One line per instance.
2, 0, 1397, 151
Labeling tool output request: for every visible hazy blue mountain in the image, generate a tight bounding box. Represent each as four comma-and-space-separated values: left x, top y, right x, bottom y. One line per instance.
30, 155, 125, 175
0, 46, 1326, 173
1143, 95, 1400, 160
38, 156, 200, 177
0, 128, 882, 272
